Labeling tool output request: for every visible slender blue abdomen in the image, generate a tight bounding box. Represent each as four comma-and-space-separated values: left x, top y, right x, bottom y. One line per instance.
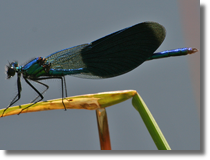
147, 48, 197, 61
48, 68, 88, 76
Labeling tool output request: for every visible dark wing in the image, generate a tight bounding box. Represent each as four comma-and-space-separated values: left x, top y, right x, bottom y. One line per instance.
46, 22, 166, 79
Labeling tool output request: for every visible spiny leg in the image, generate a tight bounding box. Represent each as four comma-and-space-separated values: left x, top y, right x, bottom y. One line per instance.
29, 76, 67, 111
63, 76, 68, 97
59, 76, 67, 111
1, 74, 22, 117
18, 78, 44, 115
30, 80, 49, 103
3, 75, 68, 116
43, 76, 67, 110
35, 76, 67, 110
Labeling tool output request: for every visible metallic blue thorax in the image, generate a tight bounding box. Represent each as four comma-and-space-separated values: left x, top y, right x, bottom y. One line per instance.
20, 57, 48, 79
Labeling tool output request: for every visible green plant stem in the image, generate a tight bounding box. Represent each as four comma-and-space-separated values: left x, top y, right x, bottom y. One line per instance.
132, 93, 171, 150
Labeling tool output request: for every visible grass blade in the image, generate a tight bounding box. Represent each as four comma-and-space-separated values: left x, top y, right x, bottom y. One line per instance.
132, 93, 171, 150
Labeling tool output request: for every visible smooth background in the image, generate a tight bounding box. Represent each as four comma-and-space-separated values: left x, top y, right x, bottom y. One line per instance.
0, 0, 200, 150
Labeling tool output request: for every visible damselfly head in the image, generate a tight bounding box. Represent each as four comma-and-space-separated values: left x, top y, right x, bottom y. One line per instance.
6, 61, 18, 79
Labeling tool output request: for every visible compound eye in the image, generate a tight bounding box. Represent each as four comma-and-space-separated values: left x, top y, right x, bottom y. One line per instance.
6, 67, 16, 79
6, 62, 18, 79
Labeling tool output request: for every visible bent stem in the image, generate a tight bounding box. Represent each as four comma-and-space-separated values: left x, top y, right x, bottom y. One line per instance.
1, 90, 171, 150
132, 93, 171, 150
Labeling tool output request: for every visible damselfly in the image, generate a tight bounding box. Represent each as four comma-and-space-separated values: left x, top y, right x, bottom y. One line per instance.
2, 22, 197, 117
